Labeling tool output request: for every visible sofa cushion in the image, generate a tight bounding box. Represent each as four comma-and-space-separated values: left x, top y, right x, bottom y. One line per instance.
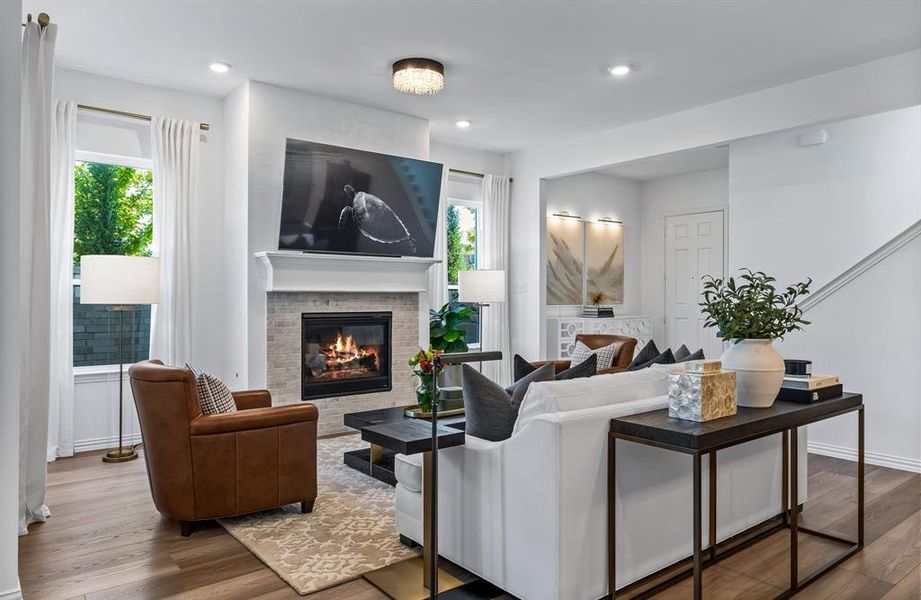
513, 353, 597, 382
186, 364, 237, 415
394, 453, 423, 493
627, 340, 660, 370
513, 367, 670, 435
632, 348, 677, 371
463, 362, 555, 442
570, 340, 617, 371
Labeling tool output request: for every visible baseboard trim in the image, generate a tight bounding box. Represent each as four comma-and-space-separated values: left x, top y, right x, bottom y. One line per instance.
0, 584, 23, 600
73, 433, 143, 454
808, 441, 921, 473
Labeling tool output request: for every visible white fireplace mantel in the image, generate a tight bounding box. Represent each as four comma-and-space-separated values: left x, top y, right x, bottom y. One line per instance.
255, 251, 440, 293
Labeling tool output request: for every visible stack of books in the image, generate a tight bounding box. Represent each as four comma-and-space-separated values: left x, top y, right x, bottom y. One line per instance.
777, 374, 842, 403
582, 305, 614, 318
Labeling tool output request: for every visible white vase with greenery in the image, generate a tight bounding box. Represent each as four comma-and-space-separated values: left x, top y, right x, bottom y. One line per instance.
700, 269, 812, 408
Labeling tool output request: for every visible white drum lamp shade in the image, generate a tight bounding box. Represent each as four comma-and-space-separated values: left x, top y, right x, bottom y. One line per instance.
458, 270, 506, 304
80, 255, 160, 305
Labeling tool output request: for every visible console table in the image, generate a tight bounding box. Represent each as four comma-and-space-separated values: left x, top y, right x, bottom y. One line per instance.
608, 394, 864, 599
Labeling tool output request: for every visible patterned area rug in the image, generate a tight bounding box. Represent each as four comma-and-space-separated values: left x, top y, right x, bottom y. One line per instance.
219, 434, 418, 595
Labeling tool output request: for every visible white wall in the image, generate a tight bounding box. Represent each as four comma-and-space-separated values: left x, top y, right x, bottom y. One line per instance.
509, 50, 921, 358
54, 68, 229, 450
729, 106, 921, 288
0, 1, 21, 597
728, 105, 921, 471
243, 81, 431, 387
639, 168, 728, 344
543, 172, 643, 316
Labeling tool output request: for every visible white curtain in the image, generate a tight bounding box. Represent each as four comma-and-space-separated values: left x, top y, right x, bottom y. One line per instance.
149, 117, 199, 366
47, 100, 77, 460
427, 165, 449, 312
480, 175, 512, 385
19, 20, 56, 534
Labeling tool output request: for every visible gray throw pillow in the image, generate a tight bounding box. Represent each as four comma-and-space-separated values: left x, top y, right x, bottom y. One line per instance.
628, 340, 660, 371
677, 348, 705, 363
512, 353, 597, 382
462, 362, 555, 442
634, 348, 676, 371
674, 344, 691, 361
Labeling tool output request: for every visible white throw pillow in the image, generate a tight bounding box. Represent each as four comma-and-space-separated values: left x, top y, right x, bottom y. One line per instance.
513, 368, 670, 435
569, 340, 617, 371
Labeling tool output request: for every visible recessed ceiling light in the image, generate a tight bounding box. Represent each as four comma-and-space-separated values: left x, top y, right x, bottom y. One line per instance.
209, 62, 231, 74
608, 64, 631, 77
456, 120, 472, 129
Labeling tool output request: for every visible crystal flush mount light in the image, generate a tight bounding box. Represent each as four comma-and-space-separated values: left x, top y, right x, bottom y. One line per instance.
392, 58, 445, 95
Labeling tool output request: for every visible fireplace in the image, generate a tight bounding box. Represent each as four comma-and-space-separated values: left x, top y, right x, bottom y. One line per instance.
301, 311, 392, 401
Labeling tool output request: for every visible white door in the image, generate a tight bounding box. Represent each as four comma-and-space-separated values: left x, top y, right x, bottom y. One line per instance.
665, 211, 725, 360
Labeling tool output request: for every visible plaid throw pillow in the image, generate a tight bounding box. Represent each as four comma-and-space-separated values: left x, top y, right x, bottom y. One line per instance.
186, 364, 237, 415
569, 340, 617, 372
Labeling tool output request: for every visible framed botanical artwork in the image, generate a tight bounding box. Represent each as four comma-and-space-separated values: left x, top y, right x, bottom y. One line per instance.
546, 216, 584, 305
585, 221, 624, 305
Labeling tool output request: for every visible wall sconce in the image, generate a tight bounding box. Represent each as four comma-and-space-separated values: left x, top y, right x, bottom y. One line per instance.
598, 217, 623, 225
551, 210, 582, 220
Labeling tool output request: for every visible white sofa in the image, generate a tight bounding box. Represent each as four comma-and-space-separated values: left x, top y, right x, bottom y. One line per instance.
394, 368, 807, 600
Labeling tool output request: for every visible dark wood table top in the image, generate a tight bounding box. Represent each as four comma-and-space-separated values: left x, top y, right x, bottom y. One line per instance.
360, 418, 466, 456
343, 406, 466, 431
610, 394, 863, 454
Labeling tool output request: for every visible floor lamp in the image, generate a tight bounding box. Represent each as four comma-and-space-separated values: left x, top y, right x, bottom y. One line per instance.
80, 255, 160, 463
457, 270, 506, 372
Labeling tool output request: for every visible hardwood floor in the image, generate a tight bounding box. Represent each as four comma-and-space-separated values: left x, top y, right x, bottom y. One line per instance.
18, 448, 920, 599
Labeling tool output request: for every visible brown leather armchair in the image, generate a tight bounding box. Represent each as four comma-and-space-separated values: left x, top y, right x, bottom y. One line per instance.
128, 360, 318, 536
533, 334, 638, 376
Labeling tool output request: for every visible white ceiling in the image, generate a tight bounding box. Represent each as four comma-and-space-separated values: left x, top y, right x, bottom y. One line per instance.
28, 0, 921, 153
598, 145, 729, 181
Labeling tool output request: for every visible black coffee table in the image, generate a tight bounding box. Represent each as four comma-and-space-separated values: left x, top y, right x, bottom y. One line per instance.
343, 406, 466, 485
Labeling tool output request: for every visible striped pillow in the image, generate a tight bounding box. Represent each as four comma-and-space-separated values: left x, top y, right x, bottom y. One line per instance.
186, 364, 237, 415
570, 340, 617, 372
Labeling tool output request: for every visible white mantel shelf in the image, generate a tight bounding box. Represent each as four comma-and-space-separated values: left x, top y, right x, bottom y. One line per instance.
255, 251, 440, 293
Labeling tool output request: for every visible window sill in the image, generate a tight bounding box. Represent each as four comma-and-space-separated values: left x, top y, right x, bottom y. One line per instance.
74, 364, 135, 384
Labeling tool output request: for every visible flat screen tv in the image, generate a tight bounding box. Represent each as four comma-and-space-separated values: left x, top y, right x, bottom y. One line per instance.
279, 139, 443, 257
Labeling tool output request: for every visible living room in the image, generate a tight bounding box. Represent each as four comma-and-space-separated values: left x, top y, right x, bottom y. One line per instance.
2, 2, 919, 600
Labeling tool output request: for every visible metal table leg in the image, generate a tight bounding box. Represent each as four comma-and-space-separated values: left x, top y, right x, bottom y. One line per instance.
608, 434, 617, 598
709, 451, 717, 562
693, 453, 703, 600
790, 427, 799, 589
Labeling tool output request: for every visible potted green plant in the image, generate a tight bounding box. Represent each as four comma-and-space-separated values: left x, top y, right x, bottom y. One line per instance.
429, 303, 475, 386
700, 269, 811, 407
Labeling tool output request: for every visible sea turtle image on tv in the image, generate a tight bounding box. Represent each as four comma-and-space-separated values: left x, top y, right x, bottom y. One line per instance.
338, 184, 417, 254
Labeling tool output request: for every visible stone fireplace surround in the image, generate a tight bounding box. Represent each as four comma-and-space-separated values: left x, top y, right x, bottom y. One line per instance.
267, 291, 418, 436
257, 251, 438, 437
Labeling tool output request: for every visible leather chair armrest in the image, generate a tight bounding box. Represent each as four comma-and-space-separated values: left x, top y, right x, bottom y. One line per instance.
190, 404, 318, 436
531, 360, 572, 374
596, 366, 628, 375
233, 389, 272, 411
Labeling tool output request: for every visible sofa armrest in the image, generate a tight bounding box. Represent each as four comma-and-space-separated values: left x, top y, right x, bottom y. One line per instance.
233, 389, 272, 410
190, 404, 318, 435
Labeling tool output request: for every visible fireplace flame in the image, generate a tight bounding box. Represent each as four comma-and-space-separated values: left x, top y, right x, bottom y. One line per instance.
322, 332, 378, 370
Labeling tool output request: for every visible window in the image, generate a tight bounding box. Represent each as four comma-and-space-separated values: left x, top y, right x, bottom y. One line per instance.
73, 155, 154, 367
445, 199, 482, 348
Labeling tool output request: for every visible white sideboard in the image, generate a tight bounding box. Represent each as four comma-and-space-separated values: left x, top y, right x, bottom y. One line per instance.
547, 315, 653, 360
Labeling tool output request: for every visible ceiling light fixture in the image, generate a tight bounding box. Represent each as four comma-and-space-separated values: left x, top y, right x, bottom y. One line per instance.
599, 217, 623, 225
456, 120, 472, 129
392, 58, 444, 95
608, 64, 631, 77
209, 61, 231, 74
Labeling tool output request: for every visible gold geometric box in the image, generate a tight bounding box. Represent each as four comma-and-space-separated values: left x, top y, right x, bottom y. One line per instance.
668, 361, 737, 422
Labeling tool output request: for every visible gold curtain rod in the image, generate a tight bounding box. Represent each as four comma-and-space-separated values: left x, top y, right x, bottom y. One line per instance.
448, 168, 513, 182
78, 104, 211, 131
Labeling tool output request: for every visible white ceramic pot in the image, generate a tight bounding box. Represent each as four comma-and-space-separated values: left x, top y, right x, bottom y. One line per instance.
720, 339, 785, 408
